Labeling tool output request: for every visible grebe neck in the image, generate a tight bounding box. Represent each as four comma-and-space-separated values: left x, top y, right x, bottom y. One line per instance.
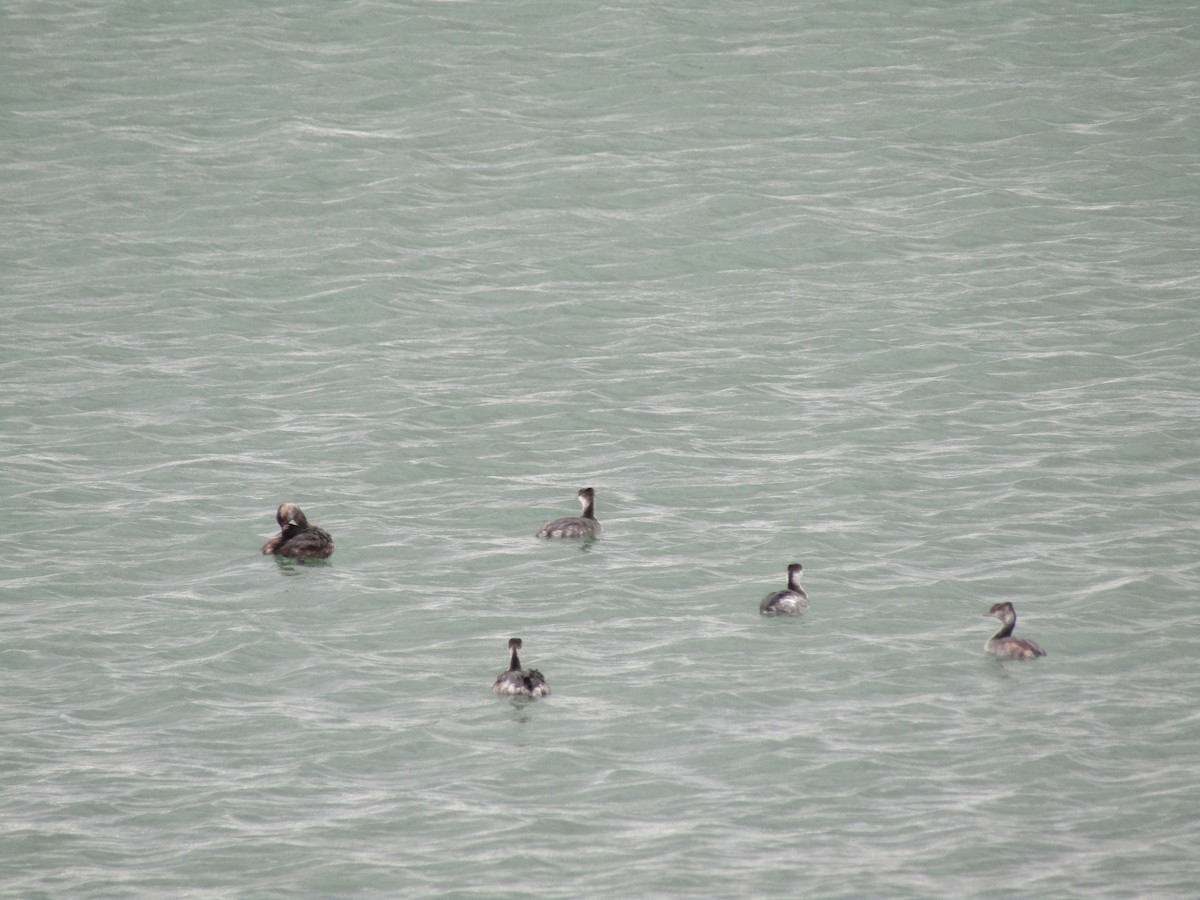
992, 617, 1016, 641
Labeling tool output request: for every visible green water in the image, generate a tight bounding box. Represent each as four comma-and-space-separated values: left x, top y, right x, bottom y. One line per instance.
3, 1, 1197, 896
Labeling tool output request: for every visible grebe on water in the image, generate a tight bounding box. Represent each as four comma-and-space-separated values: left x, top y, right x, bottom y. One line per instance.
983, 601, 1046, 660
260, 503, 334, 560
492, 638, 551, 698
536, 487, 600, 538
759, 563, 809, 616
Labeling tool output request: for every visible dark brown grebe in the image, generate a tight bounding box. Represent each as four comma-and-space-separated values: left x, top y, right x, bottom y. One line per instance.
260, 503, 334, 560
759, 563, 810, 616
983, 601, 1046, 660
492, 638, 551, 698
536, 487, 600, 538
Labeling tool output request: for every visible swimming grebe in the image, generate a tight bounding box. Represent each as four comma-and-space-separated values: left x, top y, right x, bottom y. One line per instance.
492, 638, 551, 698
536, 487, 601, 538
983, 601, 1046, 660
759, 563, 809, 616
260, 503, 334, 559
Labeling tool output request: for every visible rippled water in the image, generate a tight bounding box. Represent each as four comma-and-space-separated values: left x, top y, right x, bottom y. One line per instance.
3, 1, 1198, 896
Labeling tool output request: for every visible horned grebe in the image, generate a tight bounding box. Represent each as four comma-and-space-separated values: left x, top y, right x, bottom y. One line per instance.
260, 503, 334, 560
536, 487, 600, 538
492, 638, 551, 698
759, 563, 809, 616
983, 601, 1045, 660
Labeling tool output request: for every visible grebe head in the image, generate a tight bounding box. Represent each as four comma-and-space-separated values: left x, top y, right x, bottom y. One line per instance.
984, 601, 1016, 623
276, 503, 306, 528
577, 487, 595, 508
508, 637, 523, 652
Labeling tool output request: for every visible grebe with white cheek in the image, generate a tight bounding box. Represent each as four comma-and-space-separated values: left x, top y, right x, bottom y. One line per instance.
537, 487, 600, 539
492, 638, 551, 698
759, 563, 809, 616
260, 503, 334, 560
983, 601, 1046, 660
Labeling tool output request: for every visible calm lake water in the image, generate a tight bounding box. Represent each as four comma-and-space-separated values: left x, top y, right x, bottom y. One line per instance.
3, 1, 1198, 896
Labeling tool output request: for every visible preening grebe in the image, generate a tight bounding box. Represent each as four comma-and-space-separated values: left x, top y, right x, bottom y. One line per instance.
260, 503, 334, 559
983, 601, 1046, 660
759, 563, 809, 616
492, 638, 551, 698
536, 487, 600, 538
